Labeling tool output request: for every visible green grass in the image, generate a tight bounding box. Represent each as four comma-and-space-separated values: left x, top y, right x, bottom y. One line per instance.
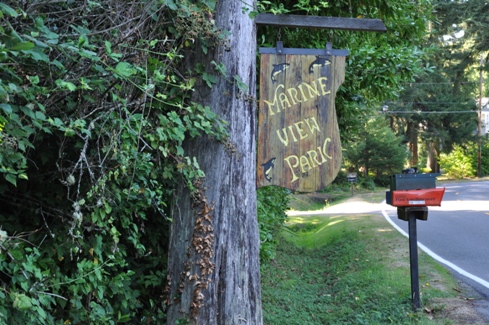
289, 185, 388, 212
261, 209, 462, 324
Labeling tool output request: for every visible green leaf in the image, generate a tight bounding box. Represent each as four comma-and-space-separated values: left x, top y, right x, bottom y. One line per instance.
55, 79, 77, 91
105, 202, 112, 214
12, 294, 32, 310
10, 42, 35, 51
35, 111, 46, 121
5, 173, 17, 186
234, 74, 249, 92
115, 62, 136, 77
80, 48, 98, 59
23, 49, 49, 62
0, 103, 12, 114
18, 173, 28, 180
0, 230, 7, 245
51, 59, 64, 69
212, 60, 227, 75
176, 145, 184, 156
29, 75, 40, 85
36, 305, 47, 319
64, 128, 75, 137
19, 106, 35, 118
0, 3, 18, 17
105, 40, 113, 53
202, 73, 217, 88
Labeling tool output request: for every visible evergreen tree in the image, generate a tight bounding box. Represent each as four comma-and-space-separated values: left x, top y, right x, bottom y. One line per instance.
345, 119, 408, 183
386, 0, 482, 172
387, 68, 478, 171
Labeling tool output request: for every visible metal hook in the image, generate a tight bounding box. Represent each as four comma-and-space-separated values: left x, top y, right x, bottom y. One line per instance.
276, 28, 283, 54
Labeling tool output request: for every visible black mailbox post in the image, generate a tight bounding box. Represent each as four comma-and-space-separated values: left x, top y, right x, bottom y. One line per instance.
386, 173, 445, 310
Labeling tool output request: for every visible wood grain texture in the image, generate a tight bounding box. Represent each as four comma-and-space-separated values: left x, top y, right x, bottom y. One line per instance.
167, 0, 262, 324
255, 13, 387, 32
257, 49, 345, 192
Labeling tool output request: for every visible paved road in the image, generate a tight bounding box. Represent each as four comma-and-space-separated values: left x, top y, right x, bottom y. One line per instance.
382, 179, 489, 299
289, 183, 489, 317
288, 182, 489, 295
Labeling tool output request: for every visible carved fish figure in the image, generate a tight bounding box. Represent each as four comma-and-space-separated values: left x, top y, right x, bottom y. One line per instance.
271, 63, 289, 84
308, 56, 331, 74
261, 158, 276, 182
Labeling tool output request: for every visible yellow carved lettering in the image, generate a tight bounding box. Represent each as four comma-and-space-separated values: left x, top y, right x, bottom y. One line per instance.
305, 117, 321, 134
318, 77, 331, 96
294, 121, 308, 140
307, 150, 320, 167
322, 138, 332, 159
301, 81, 319, 99
276, 128, 289, 146
264, 84, 284, 116
317, 144, 327, 162
264, 78, 331, 116
284, 138, 334, 184
278, 92, 291, 110
300, 155, 312, 173
287, 125, 298, 143
284, 155, 300, 183
287, 87, 301, 105
297, 84, 309, 102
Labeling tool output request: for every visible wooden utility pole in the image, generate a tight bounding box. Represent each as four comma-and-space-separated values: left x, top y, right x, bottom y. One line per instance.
166, 1, 262, 324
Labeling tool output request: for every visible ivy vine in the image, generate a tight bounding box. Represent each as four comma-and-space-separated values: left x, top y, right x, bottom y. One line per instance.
0, 0, 226, 323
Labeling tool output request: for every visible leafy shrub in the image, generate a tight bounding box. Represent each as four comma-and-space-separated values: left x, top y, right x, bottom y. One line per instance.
358, 176, 377, 190
257, 186, 290, 262
439, 144, 476, 179
464, 137, 489, 177
0, 0, 224, 323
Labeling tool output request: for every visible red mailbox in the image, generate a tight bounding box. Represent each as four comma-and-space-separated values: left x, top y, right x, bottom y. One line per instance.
388, 188, 445, 207
386, 173, 445, 209
385, 172, 445, 310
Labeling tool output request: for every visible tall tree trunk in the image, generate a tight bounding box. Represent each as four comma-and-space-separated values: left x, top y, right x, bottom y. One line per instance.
407, 122, 418, 166
427, 141, 439, 173
166, 1, 262, 324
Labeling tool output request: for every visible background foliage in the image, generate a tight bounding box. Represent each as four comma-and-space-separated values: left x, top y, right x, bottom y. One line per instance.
344, 119, 409, 185
255, 0, 433, 141
0, 0, 468, 323
0, 0, 224, 323
439, 138, 489, 178
257, 186, 290, 262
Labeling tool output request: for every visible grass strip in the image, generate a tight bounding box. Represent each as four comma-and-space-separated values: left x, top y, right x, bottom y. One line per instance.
261, 212, 462, 324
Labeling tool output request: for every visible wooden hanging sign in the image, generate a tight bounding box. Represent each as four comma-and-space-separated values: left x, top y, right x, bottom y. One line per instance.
257, 42, 348, 192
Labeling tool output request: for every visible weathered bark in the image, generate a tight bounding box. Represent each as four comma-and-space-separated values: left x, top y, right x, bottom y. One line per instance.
427, 141, 440, 173
406, 122, 418, 166
166, 1, 262, 324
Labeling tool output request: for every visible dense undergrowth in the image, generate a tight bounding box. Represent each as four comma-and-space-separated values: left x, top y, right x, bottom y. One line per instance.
0, 1, 224, 323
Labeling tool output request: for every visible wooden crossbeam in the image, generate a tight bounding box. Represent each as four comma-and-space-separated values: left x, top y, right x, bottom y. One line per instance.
255, 13, 387, 32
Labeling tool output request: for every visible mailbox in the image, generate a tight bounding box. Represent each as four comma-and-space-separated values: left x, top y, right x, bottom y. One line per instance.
385, 172, 445, 310
390, 173, 440, 190
387, 187, 445, 207
347, 172, 357, 183
386, 173, 445, 208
